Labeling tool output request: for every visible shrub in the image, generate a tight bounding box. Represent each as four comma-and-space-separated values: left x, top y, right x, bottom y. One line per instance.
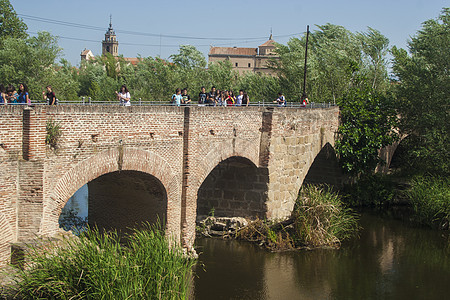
292, 185, 360, 248
407, 175, 450, 229
45, 118, 61, 149
12, 223, 196, 299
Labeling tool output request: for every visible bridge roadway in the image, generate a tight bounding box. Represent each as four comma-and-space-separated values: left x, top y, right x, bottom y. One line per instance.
0, 104, 340, 265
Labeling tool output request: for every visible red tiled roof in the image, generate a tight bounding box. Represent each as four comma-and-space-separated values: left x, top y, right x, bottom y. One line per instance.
81, 49, 92, 55
209, 47, 257, 56
259, 39, 275, 47
123, 57, 142, 66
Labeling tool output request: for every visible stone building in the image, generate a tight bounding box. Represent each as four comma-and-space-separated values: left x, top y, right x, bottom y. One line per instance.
208, 35, 279, 75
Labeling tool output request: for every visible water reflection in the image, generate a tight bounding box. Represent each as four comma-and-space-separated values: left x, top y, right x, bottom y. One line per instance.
193, 213, 450, 299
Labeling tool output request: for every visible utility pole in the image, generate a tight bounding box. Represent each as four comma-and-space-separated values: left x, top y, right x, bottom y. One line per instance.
302, 25, 310, 101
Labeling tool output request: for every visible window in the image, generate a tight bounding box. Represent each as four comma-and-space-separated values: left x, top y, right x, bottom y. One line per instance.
248, 63, 251, 67
235, 62, 238, 67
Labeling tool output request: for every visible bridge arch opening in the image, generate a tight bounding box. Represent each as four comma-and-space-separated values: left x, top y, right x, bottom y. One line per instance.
303, 143, 342, 188
197, 156, 268, 219
59, 170, 167, 233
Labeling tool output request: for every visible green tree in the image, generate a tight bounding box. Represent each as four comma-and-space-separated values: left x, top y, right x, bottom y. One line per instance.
170, 45, 206, 69
0, 0, 27, 40
391, 8, 449, 175
357, 27, 390, 91
0, 31, 61, 99
335, 87, 398, 177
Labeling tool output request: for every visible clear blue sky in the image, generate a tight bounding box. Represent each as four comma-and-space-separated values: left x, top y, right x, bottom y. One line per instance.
10, 0, 448, 67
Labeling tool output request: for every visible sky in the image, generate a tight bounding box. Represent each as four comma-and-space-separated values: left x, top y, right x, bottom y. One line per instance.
10, 0, 448, 67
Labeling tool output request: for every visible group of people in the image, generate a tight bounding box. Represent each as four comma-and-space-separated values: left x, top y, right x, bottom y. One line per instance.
0, 83, 30, 105
0, 84, 58, 105
172, 86, 250, 107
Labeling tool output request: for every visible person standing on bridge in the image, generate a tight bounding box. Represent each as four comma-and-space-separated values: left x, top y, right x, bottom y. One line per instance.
198, 86, 208, 105
181, 88, 191, 105
116, 85, 131, 106
43, 85, 57, 105
172, 88, 182, 106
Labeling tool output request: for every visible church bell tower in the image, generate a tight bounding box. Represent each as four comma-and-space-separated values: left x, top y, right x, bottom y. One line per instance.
102, 15, 118, 57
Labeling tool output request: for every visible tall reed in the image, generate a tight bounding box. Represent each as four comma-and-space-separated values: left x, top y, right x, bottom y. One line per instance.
407, 175, 450, 229
13, 223, 196, 299
292, 185, 360, 248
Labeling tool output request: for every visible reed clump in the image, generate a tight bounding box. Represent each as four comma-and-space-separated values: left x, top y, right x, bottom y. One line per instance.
407, 175, 450, 230
237, 185, 360, 250
11, 223, 196, 299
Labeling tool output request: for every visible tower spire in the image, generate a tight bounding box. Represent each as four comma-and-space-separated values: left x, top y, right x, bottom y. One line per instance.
109, 14, 112, 29
269, 27, 273, 40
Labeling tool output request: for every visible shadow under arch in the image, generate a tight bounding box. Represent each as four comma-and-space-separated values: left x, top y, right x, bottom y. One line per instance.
87, 170, 167, 233
303, 142, 343, 188
197, 156, 268, 219
41, 148, 181, 237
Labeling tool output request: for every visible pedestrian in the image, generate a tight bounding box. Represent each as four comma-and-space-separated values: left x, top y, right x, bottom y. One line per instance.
207, 86, 216, 106
274, 92, 286, 107
242, 92, 249, 107
172, 88, 182, 106
224, 90, 234, 106
0, 85, 6, 105
236, 90, 244, 106
301, 93, 309, 106
215, 89, 222, 106
7, 85, 18, 104
43, 85, 57, 105
198, 86, 207, 105
181, 88, 191, 105
116, 85, 131, 106
17, 83, 30, 105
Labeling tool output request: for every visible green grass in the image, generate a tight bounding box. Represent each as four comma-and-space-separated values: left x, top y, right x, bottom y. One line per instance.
12, 223, 196, 299
407, 175, 450, 229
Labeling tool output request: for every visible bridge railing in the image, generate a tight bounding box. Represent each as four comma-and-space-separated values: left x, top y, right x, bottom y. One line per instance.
24, 99, 336, 109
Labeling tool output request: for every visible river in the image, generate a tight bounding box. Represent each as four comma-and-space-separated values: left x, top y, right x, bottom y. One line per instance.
191, 212, 449, 300
62, 187, 449, 299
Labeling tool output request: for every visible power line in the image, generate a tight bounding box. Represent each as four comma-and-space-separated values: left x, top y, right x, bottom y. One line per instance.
28, 31, 269, 48
19, 13, 301, 41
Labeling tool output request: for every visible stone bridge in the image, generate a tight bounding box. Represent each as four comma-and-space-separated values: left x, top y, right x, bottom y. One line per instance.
0, 105, 340, 265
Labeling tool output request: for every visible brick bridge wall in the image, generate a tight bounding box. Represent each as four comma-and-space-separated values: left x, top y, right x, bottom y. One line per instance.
0, 105, 339, 265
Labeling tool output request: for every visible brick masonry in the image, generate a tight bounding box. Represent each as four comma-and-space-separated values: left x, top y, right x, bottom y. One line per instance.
0, 105, 341, 266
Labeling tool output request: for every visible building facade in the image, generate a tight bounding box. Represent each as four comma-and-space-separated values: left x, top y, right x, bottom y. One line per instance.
208, 35, 279, 75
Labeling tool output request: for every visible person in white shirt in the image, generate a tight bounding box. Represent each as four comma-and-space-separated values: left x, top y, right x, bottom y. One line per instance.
116, 85, 131, 106
274, 92, 286, 107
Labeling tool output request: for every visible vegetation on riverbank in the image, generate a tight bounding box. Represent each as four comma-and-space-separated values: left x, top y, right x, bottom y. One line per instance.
407, 176, 449, 230
10, 224, 195, 299
236, 185, 360, 251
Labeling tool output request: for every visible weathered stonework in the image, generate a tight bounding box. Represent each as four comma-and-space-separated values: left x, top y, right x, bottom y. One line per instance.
0, 105, 340, 266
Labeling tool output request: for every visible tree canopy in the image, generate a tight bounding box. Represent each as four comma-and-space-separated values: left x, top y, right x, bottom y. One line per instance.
392, 7, 449, 175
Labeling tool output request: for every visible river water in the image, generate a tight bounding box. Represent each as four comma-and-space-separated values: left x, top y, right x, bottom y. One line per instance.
191, 212, 450, 300
62, 188, 449, 299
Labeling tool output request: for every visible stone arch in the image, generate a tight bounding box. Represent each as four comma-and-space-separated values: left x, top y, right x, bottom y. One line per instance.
40, 148, 181, 238
0, 212, 13, 267
193, 138, 260, 190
